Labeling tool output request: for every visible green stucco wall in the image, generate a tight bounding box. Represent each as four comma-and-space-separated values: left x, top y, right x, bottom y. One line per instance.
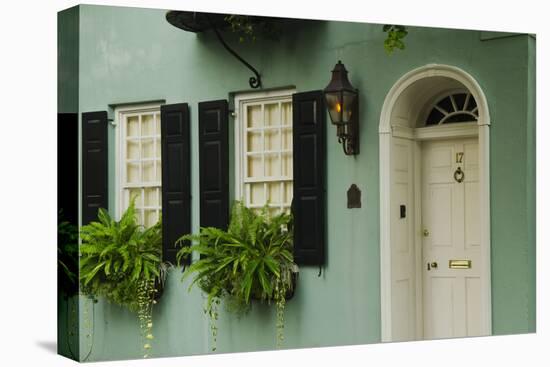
66, 5, 536, 361
58, 6, 79, 114
526, 35, 536, 333
57, 6, 79, 361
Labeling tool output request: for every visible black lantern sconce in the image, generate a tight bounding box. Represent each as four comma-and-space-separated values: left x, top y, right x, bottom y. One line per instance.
323, 60, 359, 155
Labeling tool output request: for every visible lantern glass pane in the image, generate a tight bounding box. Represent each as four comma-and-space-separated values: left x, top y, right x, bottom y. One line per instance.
325, 91, 344, 125
342, 91, 357, 123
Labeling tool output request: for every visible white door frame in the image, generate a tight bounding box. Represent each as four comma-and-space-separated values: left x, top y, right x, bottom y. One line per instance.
379, 64, 492, 342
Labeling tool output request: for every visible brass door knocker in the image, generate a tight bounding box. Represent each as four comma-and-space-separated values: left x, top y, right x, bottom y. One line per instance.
454, 166, 464, 183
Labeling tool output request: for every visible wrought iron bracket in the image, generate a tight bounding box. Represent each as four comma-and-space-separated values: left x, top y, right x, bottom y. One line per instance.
335, 100, 360, 156
208, 17, 262, 89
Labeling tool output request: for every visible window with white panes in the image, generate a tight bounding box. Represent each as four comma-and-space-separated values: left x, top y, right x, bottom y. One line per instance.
235, 91, 294, 215
117, 106, 162, 227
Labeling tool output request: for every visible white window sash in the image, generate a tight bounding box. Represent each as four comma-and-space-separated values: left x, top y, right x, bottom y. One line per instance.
234, 89, 295, 213
115, 103, 162, 225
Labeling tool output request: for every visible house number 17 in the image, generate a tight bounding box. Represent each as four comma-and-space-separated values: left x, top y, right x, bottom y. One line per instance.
456, 152, 464, 163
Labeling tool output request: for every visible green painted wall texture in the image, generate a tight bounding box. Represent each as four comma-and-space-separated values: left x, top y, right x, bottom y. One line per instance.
58, 6, 79, 114
63, 4, 536, 361
57, 7, 80, 361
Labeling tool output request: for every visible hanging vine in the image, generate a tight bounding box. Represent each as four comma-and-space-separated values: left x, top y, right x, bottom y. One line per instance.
205, 297, 221, 352
137, 279, 156, 358
274, 279, 286, 349
382, 25, 409, 53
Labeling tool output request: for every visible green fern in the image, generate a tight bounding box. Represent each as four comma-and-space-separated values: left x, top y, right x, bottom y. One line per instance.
176, 201, 296, 349
79, 200, 165, 358
79, 199, 164, 313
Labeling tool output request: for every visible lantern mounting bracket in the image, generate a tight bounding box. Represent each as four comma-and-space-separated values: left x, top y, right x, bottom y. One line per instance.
208, 17, 262, 89
336, 104, 360, 155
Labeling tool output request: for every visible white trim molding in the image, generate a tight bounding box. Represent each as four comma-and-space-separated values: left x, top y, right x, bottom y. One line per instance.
392, 122, 479, 141
379, 64, 491, 132
379, 64, 492, 342
379, 129, 393, 341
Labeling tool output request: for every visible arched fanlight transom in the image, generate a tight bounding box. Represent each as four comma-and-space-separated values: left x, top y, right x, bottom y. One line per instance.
425, 92, 478, 125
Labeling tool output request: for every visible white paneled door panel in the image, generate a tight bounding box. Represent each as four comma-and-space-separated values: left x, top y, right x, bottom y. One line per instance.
422, 138, 482, 339
390, 138, 416, 341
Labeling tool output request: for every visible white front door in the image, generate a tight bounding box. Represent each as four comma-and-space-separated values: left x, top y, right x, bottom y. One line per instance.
421, 137, 482, 339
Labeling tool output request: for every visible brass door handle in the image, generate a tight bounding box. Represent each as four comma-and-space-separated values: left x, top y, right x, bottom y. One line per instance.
449, 259, 472, 269
423, 229, 430, 237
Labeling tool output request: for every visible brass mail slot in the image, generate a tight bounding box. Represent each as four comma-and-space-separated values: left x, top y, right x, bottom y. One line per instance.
449, 260, 472, 269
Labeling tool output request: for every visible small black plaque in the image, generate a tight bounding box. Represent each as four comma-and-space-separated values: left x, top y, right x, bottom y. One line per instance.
400, 204, 406, 218
347, 184, 361, 209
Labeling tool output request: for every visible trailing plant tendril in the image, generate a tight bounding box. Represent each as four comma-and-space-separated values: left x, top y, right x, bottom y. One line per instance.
79, 198, 166, 358
137, 279, 156, 358
176, 201, 297, 351
207, 298, 220, 351
275, 279, 286, 348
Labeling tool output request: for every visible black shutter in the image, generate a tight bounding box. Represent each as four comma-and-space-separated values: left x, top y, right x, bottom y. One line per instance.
82, 111, 108, 225
292, 91, 326, 266
58, 113, 79, 225
58, 113, 79, 297
161, 103, 191, 264
198, 100, 229, 230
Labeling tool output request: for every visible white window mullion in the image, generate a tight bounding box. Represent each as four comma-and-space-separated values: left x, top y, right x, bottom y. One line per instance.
435, 105, 449, 117
450, 94, 458, 112
244, 105, 249, 183
260, 103, 265, 181
463, 93, 471, 111
141, 187, 145, 225
122, 114, 128, 213
138, 114, 143, 186
246, 183, 251, 207
153, 112, 157, 185
156, 187, 160, 223
280, 181, 284, 212
278, 101, 283, 193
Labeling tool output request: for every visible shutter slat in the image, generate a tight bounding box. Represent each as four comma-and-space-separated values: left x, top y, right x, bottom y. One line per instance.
161, 103, 191, 264
82, 111, 108, 225
292, 91, 326, 266
199, 100, 229, 229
